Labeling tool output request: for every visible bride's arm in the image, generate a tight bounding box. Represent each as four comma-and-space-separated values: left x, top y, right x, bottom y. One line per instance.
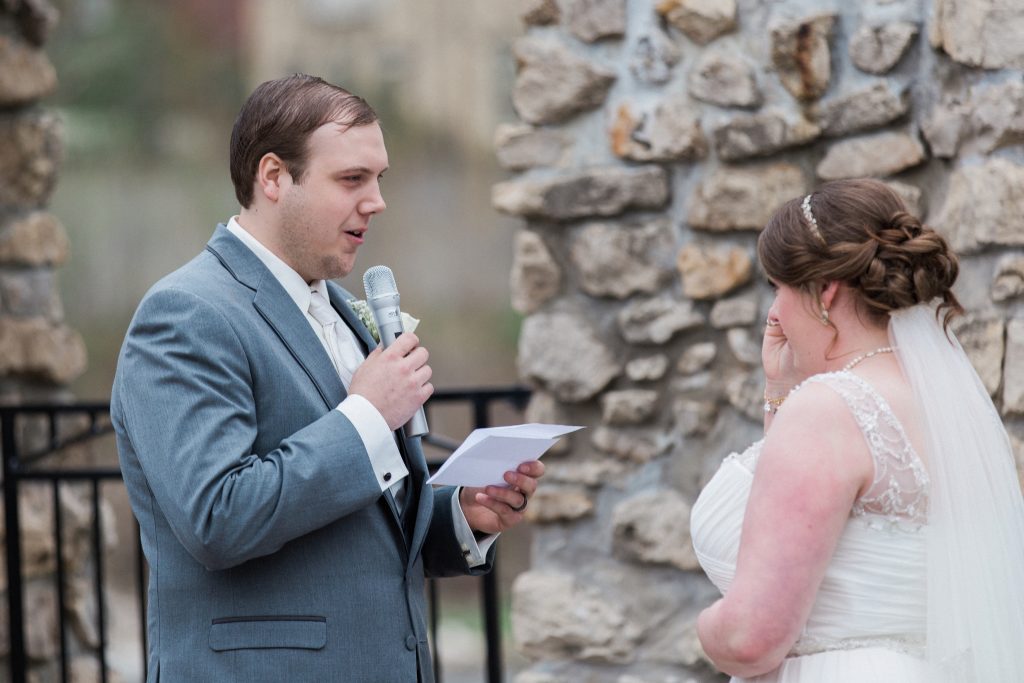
696, 383, 873, 678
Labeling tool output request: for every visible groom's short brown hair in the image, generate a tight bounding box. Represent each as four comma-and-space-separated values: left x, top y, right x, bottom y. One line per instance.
229, 74, 378, 207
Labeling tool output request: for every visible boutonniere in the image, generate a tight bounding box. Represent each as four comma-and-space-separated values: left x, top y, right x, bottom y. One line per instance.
348, 300, 420, 344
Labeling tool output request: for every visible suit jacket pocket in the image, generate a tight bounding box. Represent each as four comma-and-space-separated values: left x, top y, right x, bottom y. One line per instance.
209, 615, 327, 651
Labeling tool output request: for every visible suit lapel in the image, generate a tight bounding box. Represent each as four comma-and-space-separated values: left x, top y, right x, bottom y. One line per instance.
405, 437, 434, 561
207, 226, 411, 543
205, 225, 345, 409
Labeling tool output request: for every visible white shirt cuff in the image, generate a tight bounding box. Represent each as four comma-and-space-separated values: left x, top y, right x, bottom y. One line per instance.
452, 487, 498, 568
338, 394, 408, 492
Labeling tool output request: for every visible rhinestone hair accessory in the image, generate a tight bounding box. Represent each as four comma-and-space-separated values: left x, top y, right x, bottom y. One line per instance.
801, 194, 825, 243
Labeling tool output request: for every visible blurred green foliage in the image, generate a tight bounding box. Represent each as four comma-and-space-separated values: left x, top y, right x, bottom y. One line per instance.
47, 0, 245, 161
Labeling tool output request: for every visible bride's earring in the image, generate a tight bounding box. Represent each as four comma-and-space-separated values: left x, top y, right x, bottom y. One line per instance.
820, 308, 830, 325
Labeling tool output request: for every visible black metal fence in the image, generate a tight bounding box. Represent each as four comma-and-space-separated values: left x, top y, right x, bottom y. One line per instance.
1, 386, 530, 683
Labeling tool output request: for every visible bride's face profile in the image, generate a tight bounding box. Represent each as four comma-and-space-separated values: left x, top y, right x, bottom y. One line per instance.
768, 281, 832, 375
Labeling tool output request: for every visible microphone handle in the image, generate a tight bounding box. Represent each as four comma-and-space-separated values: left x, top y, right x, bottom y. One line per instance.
377, 316, 429, 438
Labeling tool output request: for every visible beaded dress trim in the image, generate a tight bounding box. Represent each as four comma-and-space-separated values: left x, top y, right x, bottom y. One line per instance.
795, 371, 930, 528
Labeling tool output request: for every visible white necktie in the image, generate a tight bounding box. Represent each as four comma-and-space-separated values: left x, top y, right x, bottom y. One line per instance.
308, 287, 408, 514
307, 288, 363, 387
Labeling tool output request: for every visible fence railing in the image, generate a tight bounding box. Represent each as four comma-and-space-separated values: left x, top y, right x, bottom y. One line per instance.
1, 386, 531, 683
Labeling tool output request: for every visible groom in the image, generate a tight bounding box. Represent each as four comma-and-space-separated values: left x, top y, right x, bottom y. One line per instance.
110, 74, 543, 682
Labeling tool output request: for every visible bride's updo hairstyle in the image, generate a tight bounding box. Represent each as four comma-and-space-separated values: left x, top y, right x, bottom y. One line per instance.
757, 178, 963, 330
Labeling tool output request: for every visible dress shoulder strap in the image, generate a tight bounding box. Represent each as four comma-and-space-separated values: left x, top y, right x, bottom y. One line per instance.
799, 372, 929, 526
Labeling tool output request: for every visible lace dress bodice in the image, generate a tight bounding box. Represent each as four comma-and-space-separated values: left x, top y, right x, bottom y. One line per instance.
690, 371, 931, 682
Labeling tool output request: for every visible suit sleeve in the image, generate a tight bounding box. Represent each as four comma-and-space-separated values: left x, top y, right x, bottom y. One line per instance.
419, 485, 494, 578
112, 286, 383, 571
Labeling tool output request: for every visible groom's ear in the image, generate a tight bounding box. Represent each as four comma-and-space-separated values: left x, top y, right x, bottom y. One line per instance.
255, 153, 287, 203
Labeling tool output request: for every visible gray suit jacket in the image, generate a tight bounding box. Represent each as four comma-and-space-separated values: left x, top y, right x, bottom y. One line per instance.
111, 225, 489, 682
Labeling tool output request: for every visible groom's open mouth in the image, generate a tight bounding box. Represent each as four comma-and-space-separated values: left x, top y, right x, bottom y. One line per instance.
344, 229, 366, 241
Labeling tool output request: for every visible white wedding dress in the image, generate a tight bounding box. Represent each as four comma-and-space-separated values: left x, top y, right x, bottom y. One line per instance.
691, 371, 931, 682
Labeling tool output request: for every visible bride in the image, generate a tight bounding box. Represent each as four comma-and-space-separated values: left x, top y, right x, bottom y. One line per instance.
689, 178, 1024, 682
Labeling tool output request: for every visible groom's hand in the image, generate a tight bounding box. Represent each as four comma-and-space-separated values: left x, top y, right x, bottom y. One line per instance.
459, 461, 546, 535
350, 333, 433, 430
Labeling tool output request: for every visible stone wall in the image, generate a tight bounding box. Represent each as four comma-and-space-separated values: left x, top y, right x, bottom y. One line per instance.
0, 2, 109, 682
0, 1, 84, 399
496, 0, 1024, 681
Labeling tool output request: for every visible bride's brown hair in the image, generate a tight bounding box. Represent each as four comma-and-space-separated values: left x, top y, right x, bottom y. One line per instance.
757, 178, 963, 331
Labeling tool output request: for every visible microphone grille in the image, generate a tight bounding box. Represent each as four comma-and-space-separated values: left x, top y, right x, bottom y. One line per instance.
363, 265, 398, 298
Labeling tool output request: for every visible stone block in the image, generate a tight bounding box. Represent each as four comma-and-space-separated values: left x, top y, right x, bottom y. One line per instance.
511, 230, 561, 314
525, 485, 595, 522
565, 0, 627, 43
816, 131, 926, 181
676, 244, 752, 300
518, 311, 621, 402
592, 426, 673, 462
931, 0, 1024, 69
674, 398, 718, 436
0, 108, 63, 209
25, 581, 57, 660
932, 159, 1024, 254
814, 82, 910, 137
0, 211, 70, 266
1004, 318, 1024, 415
971, 81, 1024, 153
20, 486, 55, 579
921, 99, 971, 159
710, 296, 758, 329
617, 296, 704, 345
495, 124, 569, 171
642, 616, 709, 668
571, 220, 676, 299
512, 571, 641, 663
629, 25, 681, 85
544, 457, 627, 486
521, 0, 559, 26
12, 0, 60, 47
712, 110, 820, 161
601, 389, 660, 425
726, 370, 765, 422
771, 13, 836, 101
687, 163, 806, 231
525, 391, 571, 454
676, 342, 717, 375
726, 327, 761, 366
953, 314, 1006, 397
625, 354, 669, 382
0, 31, 56, 106
69, 656, 125, 683
656, 0, 737, 45
688, 51, 761, 109
512, 35, 616, 125
885, 181, 923, 218
993, 255, 1024, 302
612, 489, 700, 570
610, 95, 707, 162
493, 166, 669, 221
0, 316, 86, 384
849, 22, 918, 74
0, 269, 59, 318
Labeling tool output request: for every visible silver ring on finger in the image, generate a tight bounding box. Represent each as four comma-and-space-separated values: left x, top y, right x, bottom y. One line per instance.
510, 490, 528, 513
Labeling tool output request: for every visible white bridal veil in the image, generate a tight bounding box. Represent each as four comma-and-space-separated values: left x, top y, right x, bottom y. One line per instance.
890, 303, 1024, 682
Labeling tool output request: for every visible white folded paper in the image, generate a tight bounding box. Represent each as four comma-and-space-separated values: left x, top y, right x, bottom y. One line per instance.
427, 423, 584, 487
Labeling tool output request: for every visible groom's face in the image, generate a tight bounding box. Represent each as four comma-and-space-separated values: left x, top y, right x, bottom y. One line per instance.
275, 121, 389, 282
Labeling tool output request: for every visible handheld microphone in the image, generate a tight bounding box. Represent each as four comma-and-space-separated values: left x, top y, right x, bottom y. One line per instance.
363, 265, 429, 438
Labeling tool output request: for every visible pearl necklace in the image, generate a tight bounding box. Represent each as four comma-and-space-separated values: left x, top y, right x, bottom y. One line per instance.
841, 346, 894, 372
